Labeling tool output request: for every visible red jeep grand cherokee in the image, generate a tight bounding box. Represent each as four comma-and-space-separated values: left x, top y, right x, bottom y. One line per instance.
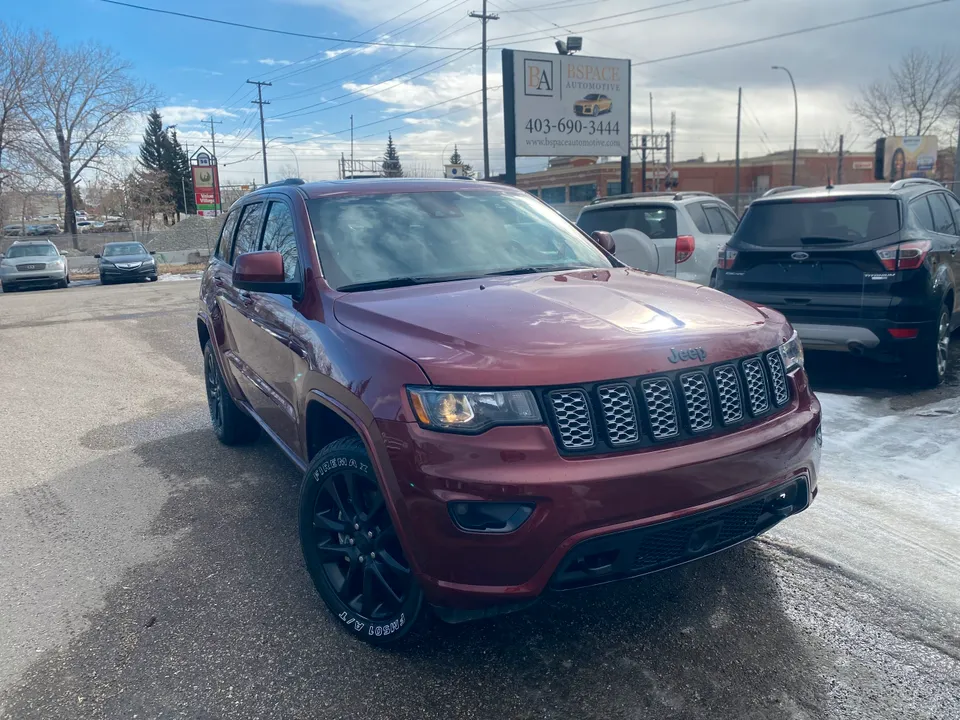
197, 178, 821, 644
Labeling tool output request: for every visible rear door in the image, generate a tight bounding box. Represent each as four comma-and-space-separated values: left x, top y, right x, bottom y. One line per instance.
720, 196, 902, 323
687, 201, 734, 285
942, 193, 960, 317
576, 204, 676, 275
928, 192, 960, 317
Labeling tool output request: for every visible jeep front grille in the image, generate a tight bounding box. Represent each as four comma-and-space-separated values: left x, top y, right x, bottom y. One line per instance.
548, 389, 594, 450
544, 350, 792, 455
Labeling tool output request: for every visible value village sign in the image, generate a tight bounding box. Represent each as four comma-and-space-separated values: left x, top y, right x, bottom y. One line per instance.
502, 49, 632, 190
191, 147, 221, 217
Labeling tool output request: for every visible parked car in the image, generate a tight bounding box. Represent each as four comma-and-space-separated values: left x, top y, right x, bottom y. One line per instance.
576, 191, 739, 286
0, 239, 70, 291
28, 223, 61, 236
716, 178, 960, 386
96, 241, 158, 284
197, 177, 821, 644
2, 224, 24, 237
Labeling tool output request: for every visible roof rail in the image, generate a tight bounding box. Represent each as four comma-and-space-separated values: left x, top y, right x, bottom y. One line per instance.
589, 191, 674, 205
889, 177, 942, 191
672, 191, 715, 200
260, 178, 306, 189
761, 185, 805, 198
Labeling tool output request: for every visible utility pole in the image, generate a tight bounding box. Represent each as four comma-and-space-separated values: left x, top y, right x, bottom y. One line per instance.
772, 65, 798, 185
641, 135, 648, 192
837, 134, 844, 185
470, 1, 499, 179
953, 121, 960, 192
204, 117, 223, 215
350, 115, 354, 178
735, 87, 742, 214
649, 93, 656, 188
247, 80, 272, 185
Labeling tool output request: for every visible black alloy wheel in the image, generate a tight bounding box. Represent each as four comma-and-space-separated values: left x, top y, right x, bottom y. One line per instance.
202, 342, 260, 445
300, 438, 423, 645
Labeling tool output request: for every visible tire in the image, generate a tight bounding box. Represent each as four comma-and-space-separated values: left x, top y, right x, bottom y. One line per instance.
906, 304, 951, 388
592, 104, 599, 115
57, 278, 68, 289
299, 437, 424, 646
100, 275, 109, 286
202, 341, 260, 445
149, 275, 158, 282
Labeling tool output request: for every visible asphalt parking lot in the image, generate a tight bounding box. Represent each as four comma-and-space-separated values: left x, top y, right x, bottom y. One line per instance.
1, 280, 958, 720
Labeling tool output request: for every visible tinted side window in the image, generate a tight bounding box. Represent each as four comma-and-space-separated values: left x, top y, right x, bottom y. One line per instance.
686, 202, 711, 234
230, 203, 264, 262
912, 197, 936, 232
720, 207, 740, 234
702, 204, 728, 234
928, 193, 957, 235
215, 210, 240, 262
260, 201, 299, 282
945, 193, 960, 228
577, 205, 677, 238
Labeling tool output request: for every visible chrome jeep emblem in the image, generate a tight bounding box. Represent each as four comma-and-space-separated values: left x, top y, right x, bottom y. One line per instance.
668, 347, 707, 364
791, 251, 810, 261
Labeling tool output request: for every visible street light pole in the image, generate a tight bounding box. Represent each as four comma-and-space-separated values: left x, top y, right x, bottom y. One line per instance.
268, 137, 300, 178
772, 65, 798, 185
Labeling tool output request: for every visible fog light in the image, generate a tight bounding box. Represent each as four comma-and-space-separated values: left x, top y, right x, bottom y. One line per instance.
448, 502, 535, 533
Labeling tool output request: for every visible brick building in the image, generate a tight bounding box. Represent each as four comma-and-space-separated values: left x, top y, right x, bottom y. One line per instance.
515, 149, 879, 210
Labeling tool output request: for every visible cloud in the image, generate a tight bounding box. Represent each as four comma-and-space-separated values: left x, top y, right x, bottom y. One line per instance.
324, 44, 383, 59
157, 106, 239, 125
177, 67, 224, 77
258, 58, 294, 67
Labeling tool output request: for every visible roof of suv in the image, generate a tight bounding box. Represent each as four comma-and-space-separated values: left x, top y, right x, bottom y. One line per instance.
581, 191, 724, 211
11, 239, 57, 245
249, 177, 489, 201
751, 179, 949, 205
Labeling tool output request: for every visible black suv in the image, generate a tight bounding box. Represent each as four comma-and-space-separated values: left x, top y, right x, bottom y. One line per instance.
717, 179, 959, 386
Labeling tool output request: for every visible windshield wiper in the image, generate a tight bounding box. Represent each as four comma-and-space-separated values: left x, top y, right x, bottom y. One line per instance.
482, 265, 585, 277
337, 274, 480, 292
798, 235, 853, 245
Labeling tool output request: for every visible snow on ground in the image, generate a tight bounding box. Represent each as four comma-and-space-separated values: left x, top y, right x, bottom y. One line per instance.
769, 391, 960, 615
157, 273, 202, 282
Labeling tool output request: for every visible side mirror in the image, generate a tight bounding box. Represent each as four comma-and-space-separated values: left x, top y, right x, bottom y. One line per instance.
94, 254, 101, 259
60, 251, 67, 256
149, 251, 156, 255
591, 230, 616, 255
234, 250, 298, 295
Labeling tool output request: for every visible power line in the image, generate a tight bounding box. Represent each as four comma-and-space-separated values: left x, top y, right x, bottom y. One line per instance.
631, 0, 955, 66
494, 0, 615, 12
489, 0, 730, 44
98, 0, 471, 50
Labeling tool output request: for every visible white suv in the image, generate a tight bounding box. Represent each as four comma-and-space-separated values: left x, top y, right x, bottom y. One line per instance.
576, 191, 740, 286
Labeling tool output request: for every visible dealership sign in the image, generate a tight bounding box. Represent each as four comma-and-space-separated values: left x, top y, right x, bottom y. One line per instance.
191, 147, 220, 217
508, 50, 630, 158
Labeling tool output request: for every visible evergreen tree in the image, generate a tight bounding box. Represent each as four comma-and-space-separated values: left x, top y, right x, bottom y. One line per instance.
382, 134, 403, 178
449, 145, 462, 165
139, 109, 168, 172
166, 129, 195, 215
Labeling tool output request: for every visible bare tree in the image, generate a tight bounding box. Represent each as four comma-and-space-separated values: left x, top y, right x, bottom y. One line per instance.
0, 23, 41, 226
20, 37, 154, 243
125, 169, 173, 232
851, 49, 960, 140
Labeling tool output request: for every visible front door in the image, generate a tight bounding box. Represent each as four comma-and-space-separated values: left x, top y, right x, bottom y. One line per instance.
238, 198, 307, 456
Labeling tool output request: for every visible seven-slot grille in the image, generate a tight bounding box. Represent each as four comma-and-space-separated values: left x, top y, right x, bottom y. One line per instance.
545, 351, 792, 453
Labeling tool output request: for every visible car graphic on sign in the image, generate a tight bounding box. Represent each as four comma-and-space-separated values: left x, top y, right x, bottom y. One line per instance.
574, 94, 612, 116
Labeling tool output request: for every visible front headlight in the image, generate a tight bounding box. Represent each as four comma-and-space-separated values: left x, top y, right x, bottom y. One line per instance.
407, 387, 542, 433
779, 330, 804, 372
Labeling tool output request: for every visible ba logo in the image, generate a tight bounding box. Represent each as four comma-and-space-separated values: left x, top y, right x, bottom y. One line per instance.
523, 58, 555, 97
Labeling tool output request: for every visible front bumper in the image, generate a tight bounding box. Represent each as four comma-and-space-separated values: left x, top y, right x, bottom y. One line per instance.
0, 266, 67, 287
101, 263, 157, 280
377, 373, 821, 612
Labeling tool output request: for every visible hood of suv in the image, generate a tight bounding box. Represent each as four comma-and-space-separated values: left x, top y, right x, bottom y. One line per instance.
333, 269, 790, 387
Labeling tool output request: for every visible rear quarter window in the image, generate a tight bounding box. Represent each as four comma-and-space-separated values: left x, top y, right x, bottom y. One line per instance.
577, 205, 678, 239
733, 198, 901, 246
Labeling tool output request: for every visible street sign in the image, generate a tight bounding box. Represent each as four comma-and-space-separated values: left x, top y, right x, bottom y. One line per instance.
508, 50, 630, 158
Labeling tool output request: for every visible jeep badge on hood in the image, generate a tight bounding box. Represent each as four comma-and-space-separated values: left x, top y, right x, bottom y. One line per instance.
668, 347, 707, 363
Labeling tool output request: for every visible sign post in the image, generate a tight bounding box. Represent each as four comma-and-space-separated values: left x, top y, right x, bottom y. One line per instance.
503, 49, 631, 193
191, 146, 221, 217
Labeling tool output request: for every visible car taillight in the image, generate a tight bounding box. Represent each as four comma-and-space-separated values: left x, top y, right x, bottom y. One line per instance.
717, 245, 738, 269
675, 235, 695, 264
875, 240, 931, 271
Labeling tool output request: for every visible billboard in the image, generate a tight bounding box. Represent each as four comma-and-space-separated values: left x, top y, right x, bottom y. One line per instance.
874, 136, 938, 181
192, 163, 220, 217
509, 51, 630, 157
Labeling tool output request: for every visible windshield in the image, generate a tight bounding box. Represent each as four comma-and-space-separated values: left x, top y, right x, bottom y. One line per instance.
577, 205, 678, 239
735, 198, 901, 246
583, 94, 600, 100
6, 244, 58, 258
104, 243, 147, 256
306, 189, 613, 291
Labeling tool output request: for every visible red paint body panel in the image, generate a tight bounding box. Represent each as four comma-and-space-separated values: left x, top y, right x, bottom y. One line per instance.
198, 178, 823, 614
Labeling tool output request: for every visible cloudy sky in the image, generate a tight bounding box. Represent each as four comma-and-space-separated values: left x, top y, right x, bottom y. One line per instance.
7, 0, 959, 183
